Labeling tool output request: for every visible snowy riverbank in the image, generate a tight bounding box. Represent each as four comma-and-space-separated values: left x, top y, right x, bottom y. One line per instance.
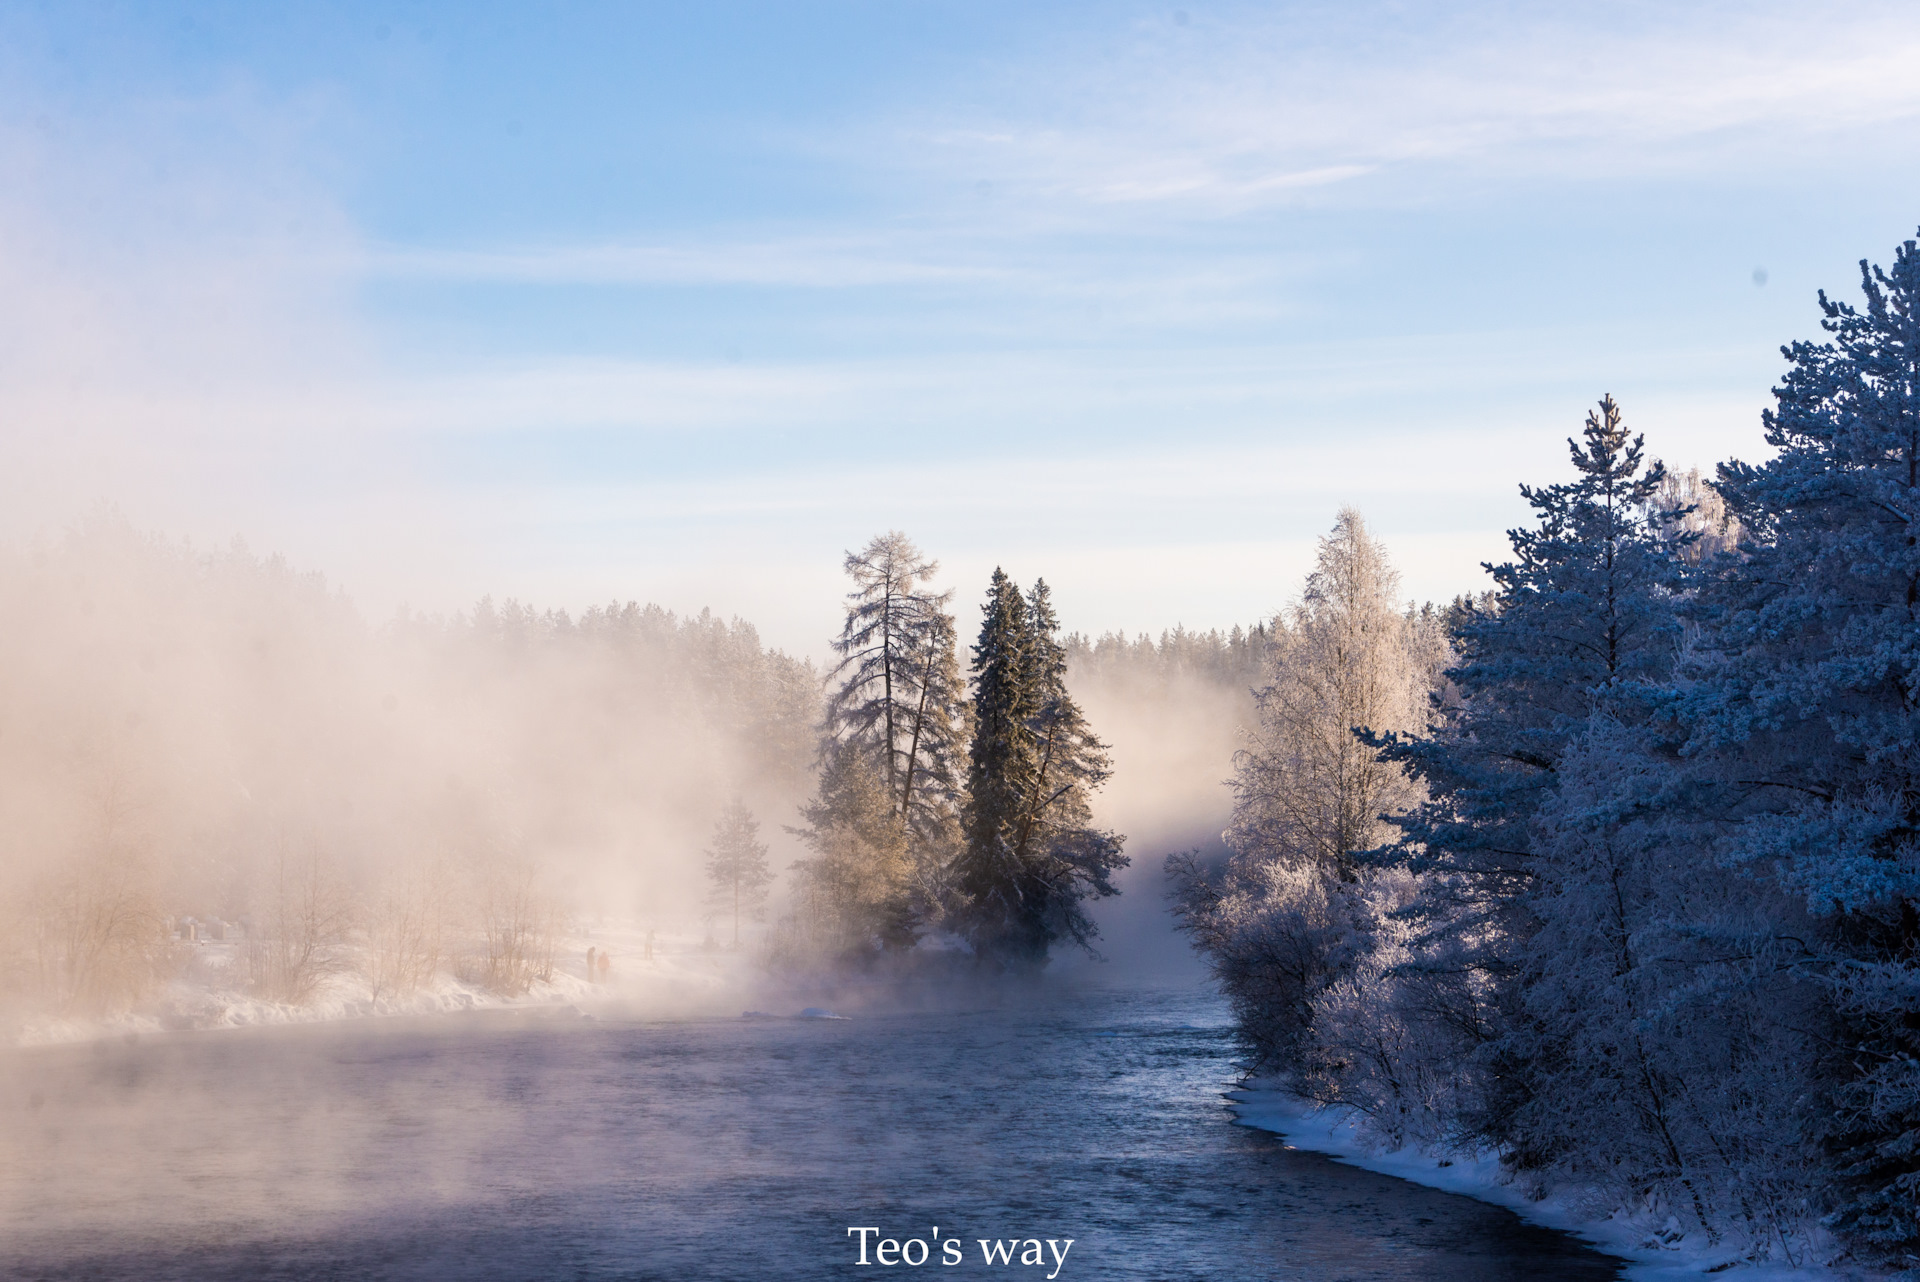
1231, 1089, 1869, 1281
6, 923, 759, 1048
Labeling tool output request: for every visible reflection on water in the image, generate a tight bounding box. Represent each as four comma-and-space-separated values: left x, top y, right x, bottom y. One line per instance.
0, 984, 1620, 1280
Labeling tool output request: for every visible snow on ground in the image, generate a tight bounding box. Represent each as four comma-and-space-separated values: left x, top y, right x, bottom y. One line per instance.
8, 921, 765, 1048
1232, 1089, 1874, 1281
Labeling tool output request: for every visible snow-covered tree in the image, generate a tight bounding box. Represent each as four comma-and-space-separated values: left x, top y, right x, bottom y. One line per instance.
1682, 231, 1920, 1257
1233, 510, 1431, 882
1505, 715, 1826, 1249
1172, 511, 1436, 1074
704, 800, 773, 949
1366, 396, 1688, 1139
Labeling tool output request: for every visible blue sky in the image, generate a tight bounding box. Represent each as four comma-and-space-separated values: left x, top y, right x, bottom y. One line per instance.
4, 1, 1920, 653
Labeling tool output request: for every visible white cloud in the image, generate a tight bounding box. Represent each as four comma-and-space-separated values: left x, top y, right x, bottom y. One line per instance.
884, 2, 1920, 215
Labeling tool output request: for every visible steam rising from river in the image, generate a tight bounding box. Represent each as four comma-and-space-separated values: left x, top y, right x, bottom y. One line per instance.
0, 520, 821, 1031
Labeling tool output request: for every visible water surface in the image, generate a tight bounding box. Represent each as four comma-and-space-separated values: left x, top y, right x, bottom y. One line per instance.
0, 984, 1620, 1280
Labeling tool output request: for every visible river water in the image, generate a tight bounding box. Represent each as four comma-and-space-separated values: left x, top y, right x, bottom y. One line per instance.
0, 982, 1620, 1280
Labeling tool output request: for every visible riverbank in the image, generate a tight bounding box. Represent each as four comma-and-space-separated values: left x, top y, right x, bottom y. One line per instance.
1231, 1089, 1869, 1281
5, 922, 755, 1048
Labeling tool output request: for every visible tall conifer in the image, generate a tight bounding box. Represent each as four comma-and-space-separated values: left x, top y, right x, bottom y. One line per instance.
1684, 232, 1920, 1254
1367, 397, 1688, 1141
958, 571, 1126, 966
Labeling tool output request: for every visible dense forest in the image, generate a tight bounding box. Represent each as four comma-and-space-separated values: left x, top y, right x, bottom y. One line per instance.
1171, 231, 1920, 1268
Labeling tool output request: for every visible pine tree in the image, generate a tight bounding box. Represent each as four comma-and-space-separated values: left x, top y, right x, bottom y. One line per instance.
1365, 397, 1688, 1143
1682, 232, 1920, 1256
704, 800, 773, 949
1503, 713, 1825, 1245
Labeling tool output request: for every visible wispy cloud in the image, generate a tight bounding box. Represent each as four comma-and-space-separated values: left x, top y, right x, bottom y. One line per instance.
883, 2, 1920, 215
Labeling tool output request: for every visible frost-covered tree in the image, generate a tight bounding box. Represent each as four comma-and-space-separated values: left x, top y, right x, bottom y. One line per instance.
704, 800, 773, 948
1367, 396, 1688, 1140
1172, 511, 1436, 1076
1682, 232, 1920, 1257
1505, 715, 1826, 1247
956, 572, 1126, 967
1654, 465, 1744, 565
1233, 510, 1432, 882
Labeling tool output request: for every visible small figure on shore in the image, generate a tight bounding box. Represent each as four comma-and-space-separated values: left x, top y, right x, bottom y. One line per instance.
644, 929, 655, 961
597, 949, 612, 982
586, 945, 598, 983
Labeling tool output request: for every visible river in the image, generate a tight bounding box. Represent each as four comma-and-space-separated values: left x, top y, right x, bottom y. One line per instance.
0, 982, 1621, 1280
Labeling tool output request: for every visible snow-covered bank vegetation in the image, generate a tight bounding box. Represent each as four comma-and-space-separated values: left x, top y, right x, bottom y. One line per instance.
14, 923, 754, 1047
1169, 230, 1920, 1273
1230, 1089, 1845, 1281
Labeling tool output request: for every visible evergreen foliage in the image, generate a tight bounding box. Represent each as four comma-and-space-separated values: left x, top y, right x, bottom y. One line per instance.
1359, 397, 1690, 1143
1682, 233, 1920, 1255
957, 571, 1127, 967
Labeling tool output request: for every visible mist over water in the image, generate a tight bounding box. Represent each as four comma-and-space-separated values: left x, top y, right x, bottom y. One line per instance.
0, 985, 1620, 1280
1060, 666, 1250, 984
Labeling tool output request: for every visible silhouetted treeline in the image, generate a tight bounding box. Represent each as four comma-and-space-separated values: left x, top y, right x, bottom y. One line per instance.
1064, 624, 1269, 690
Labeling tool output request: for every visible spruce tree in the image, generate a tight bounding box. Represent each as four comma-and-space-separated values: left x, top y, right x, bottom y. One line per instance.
956, 568, 1038, 959
957, 571, 1126, 966
1011, 580, 1126, 952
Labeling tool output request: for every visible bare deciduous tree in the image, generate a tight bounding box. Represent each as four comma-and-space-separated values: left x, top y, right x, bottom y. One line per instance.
365, 862, 449, 1001
248, 845, 355, 1005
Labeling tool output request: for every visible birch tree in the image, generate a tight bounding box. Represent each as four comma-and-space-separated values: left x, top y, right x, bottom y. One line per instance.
1173, 510, 1433, 1071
